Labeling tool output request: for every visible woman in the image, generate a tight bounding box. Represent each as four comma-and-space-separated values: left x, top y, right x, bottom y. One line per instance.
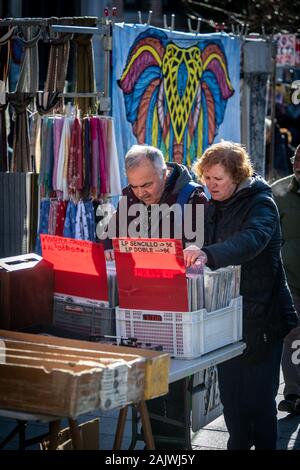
184, 141, 298, 450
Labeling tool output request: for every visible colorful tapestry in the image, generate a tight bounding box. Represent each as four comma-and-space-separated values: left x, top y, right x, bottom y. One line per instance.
112, 24, 240, 187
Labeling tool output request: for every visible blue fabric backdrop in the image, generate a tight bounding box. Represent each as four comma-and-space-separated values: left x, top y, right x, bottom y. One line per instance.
112, 23, 241, 189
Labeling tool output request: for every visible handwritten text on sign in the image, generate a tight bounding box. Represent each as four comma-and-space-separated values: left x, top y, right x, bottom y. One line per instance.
118, 239, 176, 254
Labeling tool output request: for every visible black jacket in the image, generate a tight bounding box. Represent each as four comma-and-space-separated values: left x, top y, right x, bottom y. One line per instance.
202, 175, 298, 359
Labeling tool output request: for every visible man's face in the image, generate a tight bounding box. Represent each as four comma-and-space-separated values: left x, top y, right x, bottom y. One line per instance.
127, 160, 167, 205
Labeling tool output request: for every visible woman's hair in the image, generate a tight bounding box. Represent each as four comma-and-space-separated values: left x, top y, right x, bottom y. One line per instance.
125, 144, 167, 175
193, 141, 254, 184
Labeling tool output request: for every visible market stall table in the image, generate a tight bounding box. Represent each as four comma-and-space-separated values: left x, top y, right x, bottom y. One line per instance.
0, 330, 170, 450
128, 341, 246, 449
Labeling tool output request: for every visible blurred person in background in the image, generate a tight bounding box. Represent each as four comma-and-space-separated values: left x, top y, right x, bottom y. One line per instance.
272, 145, 300, 415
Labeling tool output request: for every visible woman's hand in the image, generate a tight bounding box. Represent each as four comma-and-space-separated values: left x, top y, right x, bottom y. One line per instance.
183, 245, 208, 268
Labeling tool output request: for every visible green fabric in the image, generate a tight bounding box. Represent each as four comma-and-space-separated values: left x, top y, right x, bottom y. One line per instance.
272, 175, 300, 295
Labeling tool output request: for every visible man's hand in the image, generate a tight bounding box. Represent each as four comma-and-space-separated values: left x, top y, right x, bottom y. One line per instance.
105, 249, 115, 261
183, 245, 207, 268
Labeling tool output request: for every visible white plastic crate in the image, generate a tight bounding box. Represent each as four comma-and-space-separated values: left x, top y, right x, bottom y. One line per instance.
116, 296, 243, 359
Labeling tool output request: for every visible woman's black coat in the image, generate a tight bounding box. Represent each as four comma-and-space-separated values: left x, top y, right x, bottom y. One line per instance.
202, 175, 298, 359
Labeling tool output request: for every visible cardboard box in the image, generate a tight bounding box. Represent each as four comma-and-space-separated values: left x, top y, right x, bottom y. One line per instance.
0, 254, 54, 330
0, 330, 170, 417
0, 330, 147, 417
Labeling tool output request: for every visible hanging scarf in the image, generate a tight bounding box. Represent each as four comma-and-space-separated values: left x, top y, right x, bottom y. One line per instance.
9, 92, 34, 172
36, 91, 61, 114
16, 26, 42, 93
73, 34, 96, 115
83, 117, 92, 191
72, 17, 97, 115
68, 117, 83, 196
98, 117, 108, 195
56, 116, 73, 199
75, 199, 89, 240
44, 33, 72, 92
90, 116, 100, 198
52, 116, 64, 191
0, 27, 16, 91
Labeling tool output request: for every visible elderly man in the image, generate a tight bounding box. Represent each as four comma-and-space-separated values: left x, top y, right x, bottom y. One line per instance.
102, 144, 207, 260
100, 144, 207, 448
272, 145, 300, 414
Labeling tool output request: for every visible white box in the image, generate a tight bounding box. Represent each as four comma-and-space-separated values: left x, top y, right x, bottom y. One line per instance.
116, 296, 243, 359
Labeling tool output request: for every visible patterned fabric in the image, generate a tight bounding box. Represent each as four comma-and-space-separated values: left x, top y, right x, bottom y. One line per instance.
63, 200, 77, 239
83, 117, 92, 190
75, 200, 89, 240
98, 118, 108, 195
112, 24, 240, 187
84, 199, 96, 242
35, 198, 50, 254
55, 200, 68, 236
37, 114, 121, 200
48, 199, 58, 235
68, 117, 83, 195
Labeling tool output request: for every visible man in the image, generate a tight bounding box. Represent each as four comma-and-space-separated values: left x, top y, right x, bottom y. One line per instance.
101, 144, 207, 448
272, 144, 300, 414
102, 144, 207, 258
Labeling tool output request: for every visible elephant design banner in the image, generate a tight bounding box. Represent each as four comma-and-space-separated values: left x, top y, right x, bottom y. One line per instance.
112, 23, 241, 188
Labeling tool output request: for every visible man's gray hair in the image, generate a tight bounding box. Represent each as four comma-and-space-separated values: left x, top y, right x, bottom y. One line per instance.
125, 144, 167, 174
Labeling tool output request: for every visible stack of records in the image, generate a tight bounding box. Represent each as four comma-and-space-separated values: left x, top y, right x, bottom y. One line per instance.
186, 265, 241, 312
106, 261, 119, 307
186, 262, 205, 311
109, 257, 240, 312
